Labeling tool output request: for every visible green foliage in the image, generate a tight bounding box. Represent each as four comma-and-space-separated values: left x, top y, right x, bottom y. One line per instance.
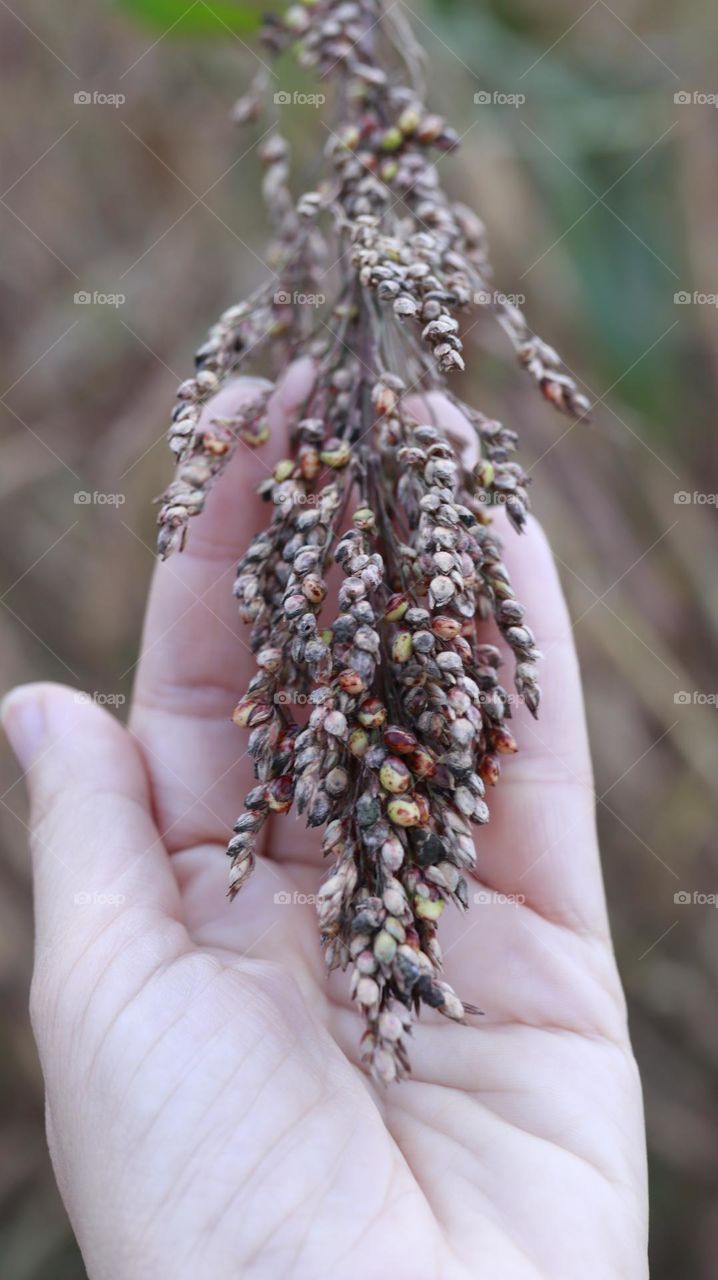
426, 0, 688, 435
114, 0, 263, 36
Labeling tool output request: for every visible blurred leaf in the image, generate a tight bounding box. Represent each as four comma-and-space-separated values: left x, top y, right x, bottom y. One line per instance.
114, 0, 263, 36
426, 0, 689, 433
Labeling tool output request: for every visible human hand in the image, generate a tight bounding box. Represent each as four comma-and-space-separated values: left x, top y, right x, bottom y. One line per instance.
3, 366, 648, 1279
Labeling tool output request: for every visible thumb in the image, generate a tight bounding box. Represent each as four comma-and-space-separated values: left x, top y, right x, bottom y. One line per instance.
1, 683, 182, 964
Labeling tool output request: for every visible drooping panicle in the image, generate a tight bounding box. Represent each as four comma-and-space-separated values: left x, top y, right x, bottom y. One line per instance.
155, 0, 589, 1083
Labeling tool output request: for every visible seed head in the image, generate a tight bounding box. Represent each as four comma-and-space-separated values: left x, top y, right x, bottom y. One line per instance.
154, 0, 590, 1085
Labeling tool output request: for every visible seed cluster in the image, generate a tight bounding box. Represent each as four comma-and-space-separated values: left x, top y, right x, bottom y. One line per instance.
156, 0, 589, 1083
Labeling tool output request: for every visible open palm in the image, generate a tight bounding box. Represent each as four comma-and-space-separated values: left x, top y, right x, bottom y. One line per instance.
7, 370, 648, 1279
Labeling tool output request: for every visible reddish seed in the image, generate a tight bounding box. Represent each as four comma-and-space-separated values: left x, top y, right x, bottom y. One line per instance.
267, 775, 294, 812
358, 697, 387, 728
338, 668, 366, 695
387, 798, 422, 828
480, 754, 501, 786
430, 616, 458, 640
408, 747, 436, 779
298, 446, 320, 479
384, 592, 409, 622
379, 756, 412, 794
493, 725, 518, 754
415, 794, 430, 825
232, 698, 271, 728
302, 573, 327, 604
383, 724, 417, 754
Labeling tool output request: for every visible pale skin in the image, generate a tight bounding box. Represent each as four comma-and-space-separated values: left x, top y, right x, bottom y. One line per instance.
2, 364, 649, 1279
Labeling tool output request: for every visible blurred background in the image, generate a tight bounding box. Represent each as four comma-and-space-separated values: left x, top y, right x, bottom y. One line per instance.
0, 0, 716, 1274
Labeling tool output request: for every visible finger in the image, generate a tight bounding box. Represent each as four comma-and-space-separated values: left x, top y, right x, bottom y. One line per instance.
407, 390, 605, 936
131, 360, 315, 853
1, 683, 183, 967
475, 509, 607, 934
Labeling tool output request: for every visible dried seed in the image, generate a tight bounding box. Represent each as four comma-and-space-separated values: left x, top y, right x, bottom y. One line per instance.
414, 894, 445, 921
267, 775, 294, 812
320, 438, 351, 467
379, 756, 412, 794
357, 697, 387, 728
348, 727, 370, 757
373, 930, 398, 964
391, 631, 413, 663
384, 592, 410, 622
325, 767, 349, 796
387, 797, 422, 827
356, 977, 380, 1009
324, 710, 349, 738
493, 725, 518, 754
383, 725, 418, 754
302, 573, 327, 604
429, 575, 454, 606
380, 836, 405, 872
338, 668, 366, 695
232, 698, 272, 728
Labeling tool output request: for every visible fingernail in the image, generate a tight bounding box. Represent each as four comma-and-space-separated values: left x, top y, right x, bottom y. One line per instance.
1, 686, 46, 772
